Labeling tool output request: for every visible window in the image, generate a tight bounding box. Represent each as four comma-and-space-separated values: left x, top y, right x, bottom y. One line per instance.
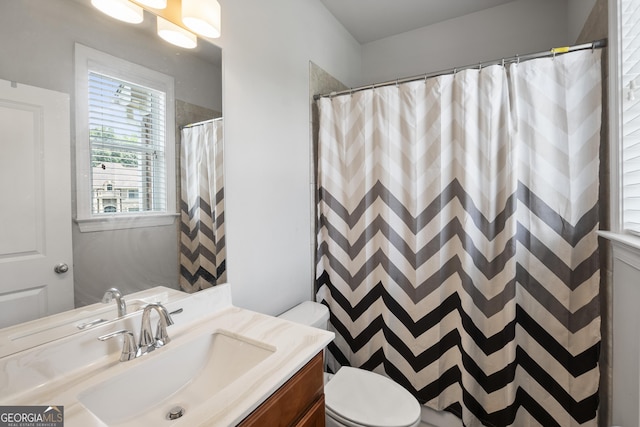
619, 0, 640, 233
75, 44, 176, 232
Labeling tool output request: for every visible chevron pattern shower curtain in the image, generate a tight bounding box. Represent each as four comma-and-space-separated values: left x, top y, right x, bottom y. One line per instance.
316, 50, 602, 426
179, 119, 226, 292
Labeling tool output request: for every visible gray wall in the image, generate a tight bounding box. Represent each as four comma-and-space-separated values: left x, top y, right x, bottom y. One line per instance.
359, 0, 575, 86
569, 0, 599, 42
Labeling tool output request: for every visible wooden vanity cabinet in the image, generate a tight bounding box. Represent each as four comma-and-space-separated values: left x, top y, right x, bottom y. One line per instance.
238, 351, 325, 427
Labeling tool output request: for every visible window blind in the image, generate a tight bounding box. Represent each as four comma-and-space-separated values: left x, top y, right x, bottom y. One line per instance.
88, 71, 167, 215
622, 0, 640, 232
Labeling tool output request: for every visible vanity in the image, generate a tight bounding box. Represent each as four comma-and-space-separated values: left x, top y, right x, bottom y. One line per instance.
239, 352, 325, 426
0, 284, 333, 426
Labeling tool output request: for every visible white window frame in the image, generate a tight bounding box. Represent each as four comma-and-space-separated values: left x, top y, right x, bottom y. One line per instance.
75, 43, 177, 232
605, 0, 635, 242
609, 0, 624, 234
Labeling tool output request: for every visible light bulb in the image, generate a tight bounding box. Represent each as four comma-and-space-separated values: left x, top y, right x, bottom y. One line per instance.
182, 0, 221, 38
91, 0, 144, 24
135, 0, 167, 8
157, 17, 197, 49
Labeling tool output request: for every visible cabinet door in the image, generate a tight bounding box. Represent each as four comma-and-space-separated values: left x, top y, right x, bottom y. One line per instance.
239, 352, 324, 427
295, 395, 324, 427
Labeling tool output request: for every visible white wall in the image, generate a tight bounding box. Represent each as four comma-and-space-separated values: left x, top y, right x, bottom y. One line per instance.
610, 241, 640, 426
359, 0, 571, 86
215, 0, 361, 314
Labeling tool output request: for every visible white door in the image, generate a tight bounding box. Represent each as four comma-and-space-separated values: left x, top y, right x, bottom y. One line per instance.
0, 79, 74, 328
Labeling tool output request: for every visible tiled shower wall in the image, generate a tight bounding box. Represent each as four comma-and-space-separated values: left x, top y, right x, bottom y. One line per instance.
309, 62, 348, 298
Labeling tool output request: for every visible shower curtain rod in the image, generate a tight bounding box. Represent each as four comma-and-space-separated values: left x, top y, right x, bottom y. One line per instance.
180, 117, 222, 130
314, 38, 607, 100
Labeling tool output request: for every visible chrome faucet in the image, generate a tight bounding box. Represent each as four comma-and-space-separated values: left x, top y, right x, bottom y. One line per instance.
102, 288, 127, 317
98, 303, 174, 362
138, 303, 174, 354
98, 330, 140, 362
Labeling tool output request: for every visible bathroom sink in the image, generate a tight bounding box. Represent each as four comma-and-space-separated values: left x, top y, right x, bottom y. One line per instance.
0, 285, 334, 427
77, 330, 275, 426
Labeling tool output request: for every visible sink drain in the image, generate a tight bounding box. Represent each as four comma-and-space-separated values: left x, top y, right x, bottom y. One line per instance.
167, 406, 185, 420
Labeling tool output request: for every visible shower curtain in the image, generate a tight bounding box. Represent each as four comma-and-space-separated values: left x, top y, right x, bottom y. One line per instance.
179, 119, 226, 292
316, 50, 602, 426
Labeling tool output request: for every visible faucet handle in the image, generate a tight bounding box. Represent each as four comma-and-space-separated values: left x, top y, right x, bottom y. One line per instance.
155, 312, 174, 346
139, 303, 175, 352
98, 329, 140, 362
154, 305, 174, 347
139, 320, 156, 352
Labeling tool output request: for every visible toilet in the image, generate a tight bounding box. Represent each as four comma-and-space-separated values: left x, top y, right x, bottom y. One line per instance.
279, 301, 422, 427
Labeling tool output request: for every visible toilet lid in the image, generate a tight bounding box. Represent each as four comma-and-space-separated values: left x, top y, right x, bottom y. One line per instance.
324, 367, 421, 427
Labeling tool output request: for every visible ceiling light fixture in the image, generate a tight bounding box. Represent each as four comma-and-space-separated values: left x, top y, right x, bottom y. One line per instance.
91, 0, 144, 24
91, 0, 222, 47
134, 0, 167, 9
181, 0, 221, 38
157, 17, 197, 49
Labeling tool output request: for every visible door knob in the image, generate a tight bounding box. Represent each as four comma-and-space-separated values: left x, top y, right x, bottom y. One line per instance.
54, 263, 69, 274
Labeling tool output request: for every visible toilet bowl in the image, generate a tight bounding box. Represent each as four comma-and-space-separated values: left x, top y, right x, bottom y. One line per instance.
278, 301, 421, 427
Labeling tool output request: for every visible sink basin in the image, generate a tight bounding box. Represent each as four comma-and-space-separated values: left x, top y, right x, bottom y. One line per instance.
0, 285, 335, 427
77, 330, 275, 426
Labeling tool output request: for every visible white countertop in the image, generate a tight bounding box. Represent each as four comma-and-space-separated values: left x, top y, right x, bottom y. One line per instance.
0, 284, 334, 426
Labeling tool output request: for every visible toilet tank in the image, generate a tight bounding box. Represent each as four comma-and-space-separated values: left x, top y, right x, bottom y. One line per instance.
278, 301, 329, 329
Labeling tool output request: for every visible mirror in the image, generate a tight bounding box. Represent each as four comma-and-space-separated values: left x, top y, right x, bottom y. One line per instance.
0, 0, 223, 331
